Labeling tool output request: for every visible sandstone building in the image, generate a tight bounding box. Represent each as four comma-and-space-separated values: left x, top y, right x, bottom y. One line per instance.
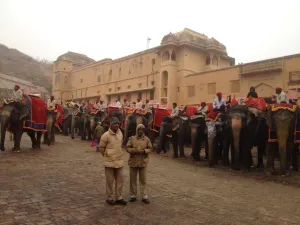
52, 28, 300, 106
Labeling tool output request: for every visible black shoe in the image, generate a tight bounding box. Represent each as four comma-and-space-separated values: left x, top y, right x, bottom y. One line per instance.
142, 199, 150, 204
106, 200, 115, 205
129, 197, 137, 202
115, 199, 127, 205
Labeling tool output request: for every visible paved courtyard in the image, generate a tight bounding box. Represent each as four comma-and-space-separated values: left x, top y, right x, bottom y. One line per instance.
0, 134, 300, 225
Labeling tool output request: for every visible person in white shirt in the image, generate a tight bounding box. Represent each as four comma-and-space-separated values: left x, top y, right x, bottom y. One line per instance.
145, 99, 151, 113
47, 95, 56, 109
275, 87, 289, 104
213, 92, 226, 113
12, 84, 23, 101
123, 98, 130, 108
136, 98, 143, 109
116, 100, 122, 108
99, 100, 106, 111
197, 102, 208, 116
171, 103, 179, 117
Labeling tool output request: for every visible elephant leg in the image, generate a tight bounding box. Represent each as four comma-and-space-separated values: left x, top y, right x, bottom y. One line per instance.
222, 134, 230, 166
178, 131, 186, 158
36, 132, 42, 149
292, 143, 298, 171
191, 127, 201, 160
204, 134, 209, 160
171, 130, 179, 158
266, 142, 276, 174
27, 131, 37, 149
13, 129, 23, 151
256, 141, 266, 170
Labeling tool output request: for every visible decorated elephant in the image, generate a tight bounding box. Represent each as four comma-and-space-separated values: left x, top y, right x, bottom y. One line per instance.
206, 112, 230, 167
0, 96, 47, 151
266, 104, 299, 175
71, 109, 83, 139
190, 114, 207, 161
81, 109, 107, 140
62, 106, 74, 136
227, 104, 268, 171
123, 109, 151, 145
43, 107, 61, 145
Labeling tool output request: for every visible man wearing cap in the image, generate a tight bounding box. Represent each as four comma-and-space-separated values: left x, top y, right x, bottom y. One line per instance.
98, 100, 106, 111
47, 95, 56, 109
213, 92, 227, 113
197, 102, 208, 116
275, 87, 289, 104
13, 84, 23, 101
99, 117, 127, 205
126, 124, 152, 204
123, 98, 130, 108
136, 98, 143, 109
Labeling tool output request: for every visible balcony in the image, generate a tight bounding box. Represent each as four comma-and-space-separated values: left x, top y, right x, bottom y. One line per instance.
239, 59, 283, 75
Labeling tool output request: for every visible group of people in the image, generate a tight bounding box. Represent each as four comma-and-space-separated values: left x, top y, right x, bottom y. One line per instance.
98, 117, 152, 205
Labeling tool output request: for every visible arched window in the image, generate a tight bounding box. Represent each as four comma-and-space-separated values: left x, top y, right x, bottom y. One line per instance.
171, 51, 176, 61
162, 51, 170, 62
206, 56, 211, 65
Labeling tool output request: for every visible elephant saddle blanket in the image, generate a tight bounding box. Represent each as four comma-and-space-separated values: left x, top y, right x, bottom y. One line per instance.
55, 104, 63, 132
268, 104, 300, 143
184, 105, 197, 117
23, 95, 47, 132
153, 108, 171, 128
206, 111, 221, 122
244, 97, 267, 111
107, 106, 121, 120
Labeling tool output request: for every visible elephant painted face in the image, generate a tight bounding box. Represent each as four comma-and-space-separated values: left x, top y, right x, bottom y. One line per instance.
206, 121, 216, 139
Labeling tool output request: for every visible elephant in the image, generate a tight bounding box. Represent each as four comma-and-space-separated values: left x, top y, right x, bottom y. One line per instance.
206, 112, 230, 167
43, 109, 61, 145
123, 110, 150, 145
157, 116, 173, 154
266, 106, 298, 175
71, 110, 83, 139
190, 114, 207, 161
227, 105, 268, 171
81, 110, 107, 140
62, 107, 74, 136
0, 101, 43, 151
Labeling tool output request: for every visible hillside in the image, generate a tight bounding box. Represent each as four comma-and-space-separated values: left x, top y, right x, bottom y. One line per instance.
0, 44, 52, 91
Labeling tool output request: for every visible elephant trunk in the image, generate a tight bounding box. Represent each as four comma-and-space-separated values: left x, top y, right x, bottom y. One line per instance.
90, 117, 96, 139
71, 115, 76, 139
206, 122, 216, 166
0, 115, 9, 151
47, 116, 53, 146
276, 122, 290, 175
231, 118, 242, 169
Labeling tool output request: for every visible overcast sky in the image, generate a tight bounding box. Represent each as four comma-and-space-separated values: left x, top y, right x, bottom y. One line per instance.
0, 0, 300, 64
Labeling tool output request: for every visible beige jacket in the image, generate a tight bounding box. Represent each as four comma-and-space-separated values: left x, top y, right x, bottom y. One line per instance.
99, 128, 124, 168
126, 133, 152, 167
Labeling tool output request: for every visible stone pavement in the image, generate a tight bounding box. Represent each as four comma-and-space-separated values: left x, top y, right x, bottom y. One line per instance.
0, 134, 300, 225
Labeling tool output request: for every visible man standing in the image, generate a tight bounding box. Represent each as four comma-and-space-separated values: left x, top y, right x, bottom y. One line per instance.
12, 84, 23, 101
275, 87, 289, 103
145, 99, 151, 113
123, 98, 130, 108
126, 124, 152, 204
47, 95, 56, 109
99, 117, 127, 205
136, 98, 143, 109
213, 92, 226, 113
197, 102, 208, 116
171, 103, 179, 117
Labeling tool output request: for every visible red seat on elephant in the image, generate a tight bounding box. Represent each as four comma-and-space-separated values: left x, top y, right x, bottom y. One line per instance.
207, 111, 219, 120
154, 108, 171, 127
244, 97, 267, 111
184, 105, 198, 117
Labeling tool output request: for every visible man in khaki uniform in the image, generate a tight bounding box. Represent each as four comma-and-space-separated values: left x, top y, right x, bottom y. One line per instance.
99, 117, 127, 205
126, 124, 152, 204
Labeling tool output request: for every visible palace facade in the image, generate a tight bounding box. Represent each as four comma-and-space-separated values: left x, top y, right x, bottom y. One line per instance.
52, 28, 300, 106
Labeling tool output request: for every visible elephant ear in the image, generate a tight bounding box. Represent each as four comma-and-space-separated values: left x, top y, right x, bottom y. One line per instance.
20, 106, 28, 121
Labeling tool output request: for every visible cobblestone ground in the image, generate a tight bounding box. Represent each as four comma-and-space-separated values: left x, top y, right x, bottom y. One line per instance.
0, 133, 300, 225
